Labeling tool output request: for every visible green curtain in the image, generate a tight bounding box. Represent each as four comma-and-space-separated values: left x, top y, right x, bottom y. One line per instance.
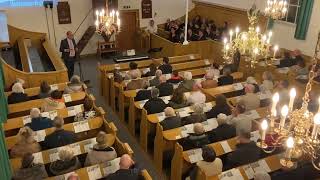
267, 18, 274, 30
294, 0, 314, 40
0, 60, 11, 179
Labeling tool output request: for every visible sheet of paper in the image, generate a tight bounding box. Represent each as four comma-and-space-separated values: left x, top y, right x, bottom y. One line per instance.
165, 74, 171, 80
80, 120, 90, 132
189, 55, 195, 59
102, 158, 120, 176
179, 111, 190, 118
41, 112, 50, 118
250, 161, 268, 174
70, 143, 82, 156
22, 115, 32, 125
74, 105, 83, 114
73, 122, 82, 133
180, 131, 189, 138
49, 110, 58, 120
32, 152, 44, 164
49, 150, 59, 162
243, 165, 255, 179
248, 110, 261, 119
67, 107, 77, 117
87, 164, 102, 180
50, 84, 59, 91
139, 100, 147, 108
189, 152, 203, 163
259, 90, 272, 100
84, 138, 97, 153
204, 103, 213, 112
34, 130, 46, 142
233, 83, 244, 91
157, 112, 165, 122
142, 68, 150, 74
114, 64, 120, 70
184, 92, 191, 99
63, 94, 72, 102
220, 141, 232, 153
203, 118, 218, 131
184, 124, 195, 133
258, 159, 271, 172
250, 131, 261, 142
107, 73, 114, 79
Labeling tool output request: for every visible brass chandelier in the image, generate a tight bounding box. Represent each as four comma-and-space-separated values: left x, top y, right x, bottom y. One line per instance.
258, 32, 320, 170
222, 6, 279, 68
94, 5, 120, 35
265, 0, 288, 20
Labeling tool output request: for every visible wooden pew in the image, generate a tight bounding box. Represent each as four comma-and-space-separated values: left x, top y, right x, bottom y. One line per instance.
111, 58, 212, 112
9, 119, 126, 171
8, 91, 89, 118
5, 82, 67, 97
100, 54, 201, 104
154, 107, 269, 175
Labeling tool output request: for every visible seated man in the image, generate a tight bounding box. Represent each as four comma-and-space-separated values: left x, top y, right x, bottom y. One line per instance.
64, 75, 86, 94
238, 84, 260, 111
143, 88, 167, 114
218, 67, 233, 86
181, 123, 209, 150
206, 94, 231, 118
26, 108, 53, 131
149, 69, 162, 87
41, 90, 66, 112
134, 82, 151, 101
158, 57, 173, 74
49, 147, 81, 175
182, 103, 207, 125
8, 82, 29, 104
156, 75, 174, 97
126, 71, 146, 90
160, 107, 181, 130
208, 113, 236, 142
226, 130, 260, 169
43, 117, 76, 149
187, 83, 206, 105
103, 154, 143, 180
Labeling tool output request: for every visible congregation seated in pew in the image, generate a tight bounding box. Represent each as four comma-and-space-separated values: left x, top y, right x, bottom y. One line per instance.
201, 71, 218, 89
206, 94, 231, 118
12, 153, 48, 180
134, 82, 151, 101
149, 69, 162, 87
84, 131, 117, 166
196, 145, 223, 177
38, 81, 52, 99
207, 113, 236, 142
180, 123, 209, 150
41, 90, 66, 112
127, 70, 147, 90
218, 67, 234, 86
160, 107, 182, 130
186, 83, 206, 105
64, 75, 87, 94
10, 127, 41, 158
156, 75, 173, 97
43, 117, 76, 149
168, 87, 188, 109
158, 57, 173, 74
126, 62, 142, 80
167, 70, 183, 84
260, 71, 274, 92
182, 103, 206, 125
143, 88, 167, 114
237, 84, 260, 111
228, 103, 253, 135
74, 97, 96, 122
49, 146, 82, 175
26, 108, 53, 131
176, 71, 195, 93
8, 82, 29, 104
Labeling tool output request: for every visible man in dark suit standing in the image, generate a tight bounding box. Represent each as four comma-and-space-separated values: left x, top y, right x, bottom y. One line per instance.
60, 31, 77, 79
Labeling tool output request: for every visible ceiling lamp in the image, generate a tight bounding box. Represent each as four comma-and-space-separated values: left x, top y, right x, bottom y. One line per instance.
95, 6, 120, 35
265, 0, 288, 20
258, 32, 320, 170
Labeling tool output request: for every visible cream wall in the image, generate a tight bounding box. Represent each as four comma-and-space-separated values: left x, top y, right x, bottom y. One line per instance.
196, 0, 320, 56
0, 0, 102, 55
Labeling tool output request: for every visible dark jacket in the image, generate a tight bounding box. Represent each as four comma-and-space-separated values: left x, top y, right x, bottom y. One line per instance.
49, 157, 81, 175
177, 80, 194, 93
43, 129, 76, 149
149, 77, 160, 87
208, 124, 236, 143
167, 77, 182, 84
143, 98, 167, 114
181, 133, 210, 150
218, 75, 234, 86
167, 100, 188, 109
226, 141, 261, 168
104, 168, 144, 180
160, 116, 181, 130
7, 93, 29, 104
277, 57, 297, 68
59, 38, 77, 60
134, 89, 151, 101
182, 114, 207, 126
38, 92, 50, 99
26, 117, 53, 131
157, 82, 174, 97
12, 164, 48, 180
158, 64, 173, 74
206, 105, 232, 119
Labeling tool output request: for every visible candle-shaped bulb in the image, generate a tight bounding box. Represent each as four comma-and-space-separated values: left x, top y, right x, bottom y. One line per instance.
272, 93, 280, 103
254, 48, 259, 55
274, 45, 279, 52
95, 20, 99, 27
312, 113, 320, 138
229, 30, 233, 36
223, 37, 228, 44
256, 26, 260, 33
101, 9, 105, 15
235, 27, 240, 33
96, 10, 99, 16
261, 119, 268, 130
281, 105, 289, 117
112, 10, 115, 15
290, 88, 296, 98
314, 113, 320, 125
117, 19, 121, 27
286, 137, 294, 148
116, 11, 119, 16
268, 31, 273, 37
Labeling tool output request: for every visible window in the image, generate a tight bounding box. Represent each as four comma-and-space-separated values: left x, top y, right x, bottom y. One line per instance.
0, 0, 57, 8
281, 0, 301, 24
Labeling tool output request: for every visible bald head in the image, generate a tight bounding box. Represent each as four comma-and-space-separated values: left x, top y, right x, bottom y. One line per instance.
159, 75, 167, 83
119, 154, 134, 169
245, 84, 255, 93
67, 173, 79, 180
164, 107, 175, 117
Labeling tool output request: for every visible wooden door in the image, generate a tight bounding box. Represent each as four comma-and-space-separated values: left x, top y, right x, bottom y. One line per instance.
117, 10, 139, 51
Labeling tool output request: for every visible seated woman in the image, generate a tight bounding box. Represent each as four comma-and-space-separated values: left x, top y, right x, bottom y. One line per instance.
168, 88, 188, 109
142, 63, 157, 77
64, 75, 86, 94
49, 147, 81, 175
246, 76, 260, 93
196, 146, 222, 177
160, 107, 181, 130
41, 90, 66, 112
10, 127, 41, 158
126, 62, 142, 80
180, 123, 209, 150
74, 97, 96, 122
218, 67, 234, 86
84, 131, 117, 166
38, 81, 52, 99
182, 103, 206, 125
12, 153, 48, 180
206, 94, 231, 118
259, 71, 274, 92
26, 108, 53, 131
201, 71, 217, 89
113, 69, 124, 83
8, 83, 29, 104
126, 71, 146, 90
177, 71, 195, 93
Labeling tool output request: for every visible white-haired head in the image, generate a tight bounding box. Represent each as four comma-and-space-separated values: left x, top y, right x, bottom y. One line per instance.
155, 69, 162, 78
183, 71, 193, 80
12, 83, 24, 93
217, 113, 228, 125
164, 107, 175, 117
30, 108, 41, 118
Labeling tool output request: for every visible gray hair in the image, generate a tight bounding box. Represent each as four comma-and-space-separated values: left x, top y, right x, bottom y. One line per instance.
192, 103, 204, 114
30, 108, 41, 118
151, 88, 160, 98
183, 71, 193, 80
70, 75, 81, 84
155, 70, 162, 78
164, 107, 175, 117
12, 83, 24, 93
